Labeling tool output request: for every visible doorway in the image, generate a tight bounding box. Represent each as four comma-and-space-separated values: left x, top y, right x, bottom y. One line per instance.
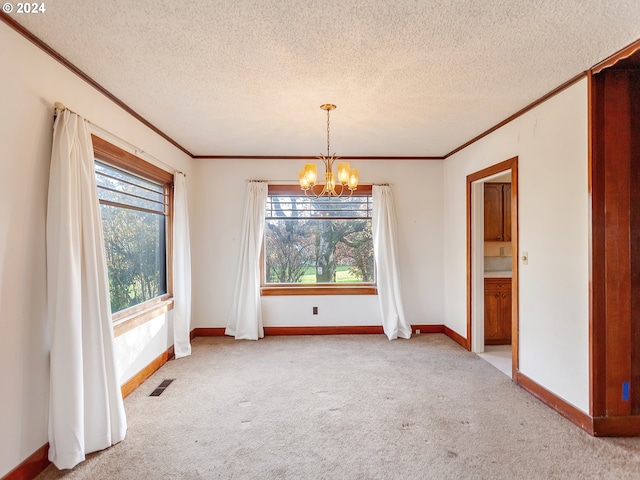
466, 157, 519, 379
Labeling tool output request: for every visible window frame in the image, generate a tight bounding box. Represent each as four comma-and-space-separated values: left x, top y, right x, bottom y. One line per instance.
261, 184, 377, 296
92, 135, 175, 336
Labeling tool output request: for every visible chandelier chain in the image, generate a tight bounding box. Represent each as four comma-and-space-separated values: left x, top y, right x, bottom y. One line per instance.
298, 103, 358, 197
326, 107, 331, 157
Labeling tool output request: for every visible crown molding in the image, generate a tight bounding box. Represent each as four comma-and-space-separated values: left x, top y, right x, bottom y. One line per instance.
192, 155, 444, 160
591, 37, 640, 74
2, 14, 638, 162
444, 72, 588, 158
0, 12, 193, 158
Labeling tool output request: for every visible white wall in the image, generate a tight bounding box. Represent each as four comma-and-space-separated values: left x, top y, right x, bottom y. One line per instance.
190, 159, 444, 329
0, 15, 595, 476
0, 23, 192, 477
443, 79, 590, 412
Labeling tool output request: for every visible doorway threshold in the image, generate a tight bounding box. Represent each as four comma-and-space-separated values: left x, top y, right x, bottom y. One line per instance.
478, 345, 512, 377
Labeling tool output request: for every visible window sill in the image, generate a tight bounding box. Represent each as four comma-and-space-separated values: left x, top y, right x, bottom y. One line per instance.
113, 297, 174, 337
261, 286, 377, 296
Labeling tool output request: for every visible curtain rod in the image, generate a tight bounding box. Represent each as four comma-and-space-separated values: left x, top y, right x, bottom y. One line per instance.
54, 102, 185, 177
246, 180, 295, 183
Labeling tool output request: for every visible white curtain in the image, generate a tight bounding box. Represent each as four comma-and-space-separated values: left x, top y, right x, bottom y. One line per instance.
225, 181, 268, 340
173, 172, 192, 358
46, 109, 127, 469
372, 185, 412, 340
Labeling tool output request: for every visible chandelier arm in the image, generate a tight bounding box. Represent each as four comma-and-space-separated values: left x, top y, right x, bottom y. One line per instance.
304, 182, 326, 198
340, 183, 353, 197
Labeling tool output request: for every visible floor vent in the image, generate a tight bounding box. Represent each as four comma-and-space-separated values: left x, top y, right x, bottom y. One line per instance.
149, 379, 175, 397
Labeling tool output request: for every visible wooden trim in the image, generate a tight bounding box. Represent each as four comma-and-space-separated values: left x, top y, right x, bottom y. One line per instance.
604, 71, 633, 416
589, 56, 640, 419
446, 73, 587, 159
261, 286, 377, 296
264, 326, 384, 335
590, 67, 640, 418
0, 12, 192, 158
465, 172, 472, 349
93, 136, 176, 339
193, 155, 444, 160
630, 72, 640, 416
111, 294, 171, 323
2, 9, 635, 166
263, 184, 375, 293
4, 9, 633, 166
587, 68, 595, 197
92, 135, 174, 185
193, 325, 443, 336
466, 157, 518, 358
517, 372, 594, 435
509, 160, 520, 379
1, 444, 50, 480
591, 38, 640, 74
264, 325, 446, 336
167, 179, 175, 297
589, 69, 607, 417
592, 416, 640, 437
120, 347, 175, 399
444, 326, 468, 349
192, 327, 227, 336
113, 299, 174, 338
413, 324, 445, 334
466, 157, 517, 184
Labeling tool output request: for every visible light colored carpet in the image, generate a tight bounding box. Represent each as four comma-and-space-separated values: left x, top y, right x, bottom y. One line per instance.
36, 334, 640, 479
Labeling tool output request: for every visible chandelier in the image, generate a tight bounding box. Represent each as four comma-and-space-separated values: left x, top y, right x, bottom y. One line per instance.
299, 104, 358, 197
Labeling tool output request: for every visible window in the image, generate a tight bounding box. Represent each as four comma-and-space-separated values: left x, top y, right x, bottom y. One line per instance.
92, 136, 174, 327
263, 185, 376, 295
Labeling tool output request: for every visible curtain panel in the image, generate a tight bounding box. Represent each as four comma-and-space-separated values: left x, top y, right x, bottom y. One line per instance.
46, 109, 127, 469
173, 172, 192, 358
372, 185, 412, 340
225, 181, 268, 340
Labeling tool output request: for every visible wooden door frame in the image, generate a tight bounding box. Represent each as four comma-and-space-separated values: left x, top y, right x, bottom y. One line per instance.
466, 157, 519, 379
589, 51, 640, 428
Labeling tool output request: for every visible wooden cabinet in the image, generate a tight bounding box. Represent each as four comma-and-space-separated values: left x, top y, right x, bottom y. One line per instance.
484, 183, 511, 242
484, 278, 512, 345
503, 184, 511, 241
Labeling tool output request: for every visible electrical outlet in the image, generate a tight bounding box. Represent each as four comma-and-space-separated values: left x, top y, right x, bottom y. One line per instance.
313, 306, 318, 315
415, 329, 421, 335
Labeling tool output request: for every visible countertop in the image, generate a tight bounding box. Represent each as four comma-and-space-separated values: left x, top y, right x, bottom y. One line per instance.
484, 270, 512, 278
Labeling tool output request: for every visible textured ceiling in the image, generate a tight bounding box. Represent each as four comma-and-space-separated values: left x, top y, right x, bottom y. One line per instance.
7, 1, 640, 157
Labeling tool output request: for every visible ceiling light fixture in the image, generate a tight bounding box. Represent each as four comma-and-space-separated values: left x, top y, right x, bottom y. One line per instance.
299, 104, 358, 197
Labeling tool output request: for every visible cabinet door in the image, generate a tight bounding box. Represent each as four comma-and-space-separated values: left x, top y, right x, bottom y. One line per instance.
484, 278, 512, 345
484, 184, 504, 241
484, 290, 501, 340
503, 184, 512, 242
498, 290, 512, 342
